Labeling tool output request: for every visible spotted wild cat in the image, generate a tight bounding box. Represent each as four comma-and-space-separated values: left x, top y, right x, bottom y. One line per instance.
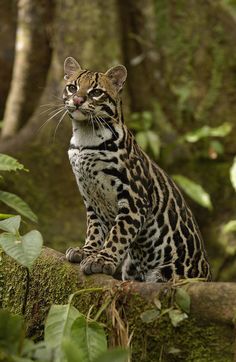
63, 57, 211, 282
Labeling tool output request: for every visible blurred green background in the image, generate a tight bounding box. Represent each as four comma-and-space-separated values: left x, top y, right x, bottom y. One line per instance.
0, 0, 235, 281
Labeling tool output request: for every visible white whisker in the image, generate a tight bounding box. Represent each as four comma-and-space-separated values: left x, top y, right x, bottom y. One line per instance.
99, 116, 117, 138
37, 108, 65, 133
53, 110, 68, 141
39, 106, 65, 116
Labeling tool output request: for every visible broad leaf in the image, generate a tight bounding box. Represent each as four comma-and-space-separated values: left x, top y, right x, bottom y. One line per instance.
146, 130, 160, 158
62, 338, 84, 362
45, 304, 81, 353
222, 220, 236, 234
172, 175, 213, 210
140, 309, 160, 323
168, 309, 188, 327
94, 349, 129, 362
0, 153, 25, 172
136, 131, 148, 150
0, 310, 24, 355
0, 230, 43, 269
230, 157, 236, 192
0, 191, 37, 223
175, 288, 190, 314
183, 122, 232, 143
0, 215, 21, 233
70, 315, 107, 362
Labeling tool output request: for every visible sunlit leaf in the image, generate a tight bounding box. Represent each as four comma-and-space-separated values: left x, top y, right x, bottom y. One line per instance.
140, 309, 160, 323
172, 175, 213, 210
182, 123, 232, 143
45, 304, 81, 353
0, 191, 38, 223
94, 349, 129, 362
0, 213, 17, 220
0, 230, 43, 269
0, 153, 26, 172
136, 131, 148, 150
146, 130, 160, 158
168, 309, 188, 327
222, 220, 236, 234
70, 315, 107, 362
0, 215, 21, 233
230, 157, 236, 192
175, 288, 190, 313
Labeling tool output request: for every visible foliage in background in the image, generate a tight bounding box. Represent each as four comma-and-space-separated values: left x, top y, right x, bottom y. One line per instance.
0, 154, 37, 223
130, 109, 236, 213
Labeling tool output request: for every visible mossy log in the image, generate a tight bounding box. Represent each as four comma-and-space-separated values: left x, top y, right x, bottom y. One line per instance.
1, 247, 236, 362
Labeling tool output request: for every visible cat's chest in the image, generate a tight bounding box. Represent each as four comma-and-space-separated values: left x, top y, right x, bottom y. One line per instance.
68, 148, 118, 218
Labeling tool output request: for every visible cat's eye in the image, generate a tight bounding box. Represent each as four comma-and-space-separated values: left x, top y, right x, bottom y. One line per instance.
89, 89, 103, 97
68, 84, 77, 93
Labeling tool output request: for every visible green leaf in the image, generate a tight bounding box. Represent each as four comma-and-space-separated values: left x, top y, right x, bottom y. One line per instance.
45, 304, 81, 353
140, 309, 160, 323
209, 140, 224, 155
142, 111, 153, 130
222, 220, 236, 234
94, 349, 129, 362
21, 340, 53, 362
0, 153, 25, 172
182, 122, 232, 143
136, 131, 148, 150
168, 309, 188, 327
0, 215, 21, 233
230, 157, 236, 192
0, 213, 17, 220
172, 175, 213, 210
0, 309, 24, 355
175, 288, 190, 313
146, 130, 160, 158
0, 191, 38, 223
13, 357, 34, 362
70, 315, 107, 362
62, 338, 84, 362
0, 230, 43, 269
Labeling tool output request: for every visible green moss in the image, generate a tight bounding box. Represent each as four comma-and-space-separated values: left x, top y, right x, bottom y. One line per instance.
0, 249, 234, 360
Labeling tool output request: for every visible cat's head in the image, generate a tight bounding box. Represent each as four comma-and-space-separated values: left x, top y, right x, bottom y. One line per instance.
63, 57, 127, 122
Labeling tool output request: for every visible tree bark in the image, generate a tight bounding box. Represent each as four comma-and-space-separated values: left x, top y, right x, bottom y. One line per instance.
0, 1, 17, 120
116, 0, 158, 112
1, 247, 235, 361
1, 0, 55, 139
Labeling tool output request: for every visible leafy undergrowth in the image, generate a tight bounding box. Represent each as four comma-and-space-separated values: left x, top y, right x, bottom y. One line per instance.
0, 216, 129, 362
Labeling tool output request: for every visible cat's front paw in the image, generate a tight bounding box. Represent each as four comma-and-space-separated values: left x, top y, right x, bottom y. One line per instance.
80, 255, 116, 276
65, 247, 87, 263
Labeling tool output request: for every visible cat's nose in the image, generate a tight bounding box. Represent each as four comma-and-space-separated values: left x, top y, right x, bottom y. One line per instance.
73, 95, 86, 106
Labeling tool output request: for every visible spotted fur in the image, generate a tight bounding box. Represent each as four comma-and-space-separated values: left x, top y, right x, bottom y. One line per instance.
63, 57, 211, 282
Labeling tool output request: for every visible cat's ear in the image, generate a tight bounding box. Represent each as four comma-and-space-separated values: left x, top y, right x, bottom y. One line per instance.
64, 57, 82, 80
105, 65, 127, 91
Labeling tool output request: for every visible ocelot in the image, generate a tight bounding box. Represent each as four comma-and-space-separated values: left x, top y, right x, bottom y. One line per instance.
63, 57, 211, 282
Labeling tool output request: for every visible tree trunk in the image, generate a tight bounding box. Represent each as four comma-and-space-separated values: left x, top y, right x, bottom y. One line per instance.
116, 0, 158, 112
1, 0, 55, 139
0, 1, 17, 120
1, 247, 236, 361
